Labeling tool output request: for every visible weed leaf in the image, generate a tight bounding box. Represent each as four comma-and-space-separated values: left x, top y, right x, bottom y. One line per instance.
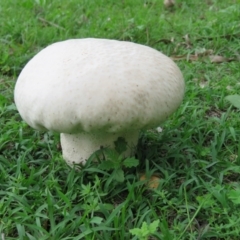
90, 216, 103, 224
114, 168, 124, 182
225, 95, 240, 109
99, 160, 116, 170
227, 189, 240, 205
123, 157, 139, 168
148, 220, 160, 233
130, 220, 159, 239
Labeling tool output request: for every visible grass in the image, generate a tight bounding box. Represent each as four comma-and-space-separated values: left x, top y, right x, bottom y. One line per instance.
1, 0, 240, 239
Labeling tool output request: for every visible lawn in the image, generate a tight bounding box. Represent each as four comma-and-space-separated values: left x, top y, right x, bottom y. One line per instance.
1, 0, 240, 239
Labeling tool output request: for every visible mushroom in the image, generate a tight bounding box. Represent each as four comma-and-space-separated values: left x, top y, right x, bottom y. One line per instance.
14, 38, 184, 166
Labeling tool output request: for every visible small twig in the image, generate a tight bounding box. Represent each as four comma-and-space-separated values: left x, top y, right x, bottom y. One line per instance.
37, 17, 65, 30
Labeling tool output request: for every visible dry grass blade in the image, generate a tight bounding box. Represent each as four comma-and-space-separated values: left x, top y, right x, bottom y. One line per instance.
170, 54, 198, 61
195, 48, 213, 56
183, 34, 191, 48
153, 37, 174, 45
209, 55, 237, 63
38, 17, 65, 30
171, 48, 238, 63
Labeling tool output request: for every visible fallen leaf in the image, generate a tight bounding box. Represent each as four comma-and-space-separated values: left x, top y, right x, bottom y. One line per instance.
183, 34, 191, 48
229, 154, 238, 162
199, 79, 208, 88
193, 78, 208, 88
156, 127, 163, 133
209, 55, 236, 63
209, 55, 227, 63
206, 108, 222, 118
195, 48, 213, 56
164, 0, 175, 7
140, 174, 161, 189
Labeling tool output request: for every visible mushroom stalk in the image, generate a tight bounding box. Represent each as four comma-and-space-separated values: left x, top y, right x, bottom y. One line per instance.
60, 131, 139, 165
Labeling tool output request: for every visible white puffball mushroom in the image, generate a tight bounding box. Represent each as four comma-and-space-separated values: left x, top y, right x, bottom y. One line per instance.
14, 38, 185, 166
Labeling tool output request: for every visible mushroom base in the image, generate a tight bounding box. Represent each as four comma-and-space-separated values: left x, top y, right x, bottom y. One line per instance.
60, 131, 139, 166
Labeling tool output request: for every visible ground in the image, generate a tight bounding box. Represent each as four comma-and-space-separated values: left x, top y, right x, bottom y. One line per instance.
1, 0, 240, 239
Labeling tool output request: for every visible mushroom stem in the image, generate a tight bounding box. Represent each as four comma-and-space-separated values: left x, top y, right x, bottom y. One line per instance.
60, 131, 139, 165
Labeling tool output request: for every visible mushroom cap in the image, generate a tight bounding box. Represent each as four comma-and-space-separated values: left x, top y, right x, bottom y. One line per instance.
14, 38, 184, 134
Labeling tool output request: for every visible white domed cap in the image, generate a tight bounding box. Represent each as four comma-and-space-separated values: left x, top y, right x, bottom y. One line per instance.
14, 38, 184, 134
